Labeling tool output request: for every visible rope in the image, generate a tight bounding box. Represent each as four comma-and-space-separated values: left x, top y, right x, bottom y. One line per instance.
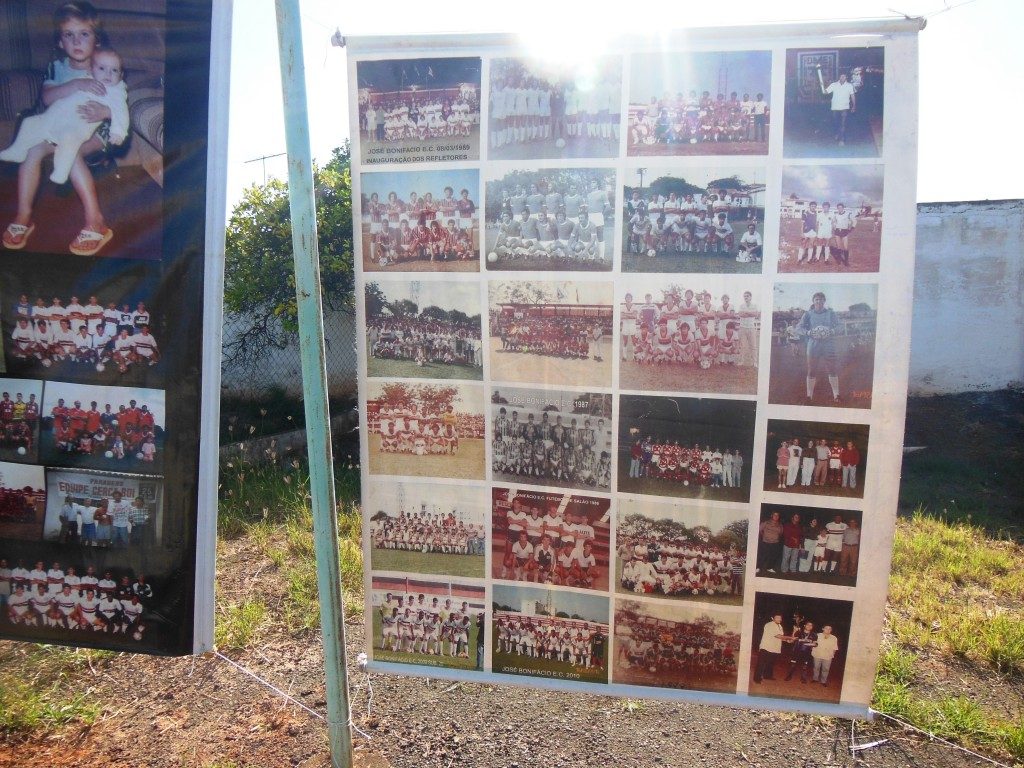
868, 709, 1013, 768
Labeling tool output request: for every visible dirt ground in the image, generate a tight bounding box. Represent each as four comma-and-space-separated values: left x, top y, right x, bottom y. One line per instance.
0, 392, 1019, 767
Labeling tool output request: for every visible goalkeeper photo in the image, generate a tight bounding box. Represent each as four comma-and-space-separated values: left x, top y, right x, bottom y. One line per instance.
797, 292, 841, 404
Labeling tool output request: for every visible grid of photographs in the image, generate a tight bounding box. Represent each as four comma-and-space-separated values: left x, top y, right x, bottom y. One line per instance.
354, 32, 908, 714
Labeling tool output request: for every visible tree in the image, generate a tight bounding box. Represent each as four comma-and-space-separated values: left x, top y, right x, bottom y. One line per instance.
364, 282, 386, 318
223, 144, 355, 367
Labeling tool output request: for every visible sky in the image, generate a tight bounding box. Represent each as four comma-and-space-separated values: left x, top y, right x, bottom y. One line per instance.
774, 282, 878, 310
373, 279, 481, 312
227, 0, 1022, 209
782, 165, 885, 207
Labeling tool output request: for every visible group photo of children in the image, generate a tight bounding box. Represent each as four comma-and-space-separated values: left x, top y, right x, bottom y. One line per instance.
750, 592, 853, 704
491, 487, 610, 591
613, 599, 742, 693
40, 382, 165, 473
0, 380, 43, 463
755, 504, 861, 588
616, 499, 747, 605
0, 1, 166, 261
619, 281, 761, 395
783, 47, 884, 158
360, 169, 480, 273
488, 280, 614, 388
491, 388, 612, 492
770, 284, 877, 409
0, 463, 46, 542
765, 419, 869, 500
366, 381, 486, 481
618, 395, 757, 503
626, 51, 771, 156
1, 556, 156, 643
365, 280, 482, 381
777, 164, 883, 274
622, 167, 765, 274
372, 576, 486, 672
483, 168, 615, 272
356, 56, 481, 163
367, 480, 486, 579
492, 583, 609, 684
488, 57, 622, 161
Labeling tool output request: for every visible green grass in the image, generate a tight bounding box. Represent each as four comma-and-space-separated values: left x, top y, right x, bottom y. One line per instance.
492, 647, 608, 684
215, 598, 268, 650
370, 547, 485, 579
370, 612, 480, 671
875, 511, 1024, 764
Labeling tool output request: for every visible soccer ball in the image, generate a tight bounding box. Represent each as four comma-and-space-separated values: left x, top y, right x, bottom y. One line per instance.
683, 480, 690, 486
111, 419, 119, 426
691, 588, 699, 595
706, 588, 715, 595
379, 256, 389, 266
555, 138, 566, 149
699, 357, 712, 369
811, 325, 832, 340
41, 359, 52, 368
104, 451, 114, 459
16, 446, 26, 456
95, 363, 105, 372
647, 249, 656, 258
132, 630, 143, 641
136, 452, 144, 460
689, 137, 697, 144
487, 251, 498, 263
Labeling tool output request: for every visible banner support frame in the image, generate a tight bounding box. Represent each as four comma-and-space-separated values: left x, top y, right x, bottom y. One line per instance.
273, 1, 354, 766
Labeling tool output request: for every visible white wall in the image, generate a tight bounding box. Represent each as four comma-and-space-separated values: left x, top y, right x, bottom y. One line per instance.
910, 200, 1024, 394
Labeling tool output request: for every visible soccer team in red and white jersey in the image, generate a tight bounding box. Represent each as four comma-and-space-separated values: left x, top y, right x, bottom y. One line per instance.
497, 497, 604, 587
363, 93, 476, 144
493, 313, 610, 363
49, 397, 159, 462
495, 614, 606, 670
375, 404, 465, 457
9, 292, 158, 373
378, 592, 479, 659
628, 90, 769, 147
364, 186, 477, 266
367, 315, 482, 370
628, 436, 746, 490
1, 556, 153, 641
618, 535, 743, 598
625, 187, 759, 261
621, 289, 759, 369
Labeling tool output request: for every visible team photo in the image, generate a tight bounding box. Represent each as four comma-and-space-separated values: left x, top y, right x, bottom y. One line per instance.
1, 553, 158, 645
770, 284, 877, 408
365, 280, 482, 381
778, 164, 883, 273
755, 504, 862, 588
491, 387, 612, 492
360, 168, 480, 272
488, 280, 614, 388
371, 574, 486, 671
613, 598, 742, 693
0, 463, 46, 542
42, 470, 162, 550
488, 56, 622, 161
622, 167, 766, 274
484, 167, 615, 272
618, 395, 757, 503
357, 57, 481, 164
627, 51, 771, 157
765, 419, 869, 500
783, 47, 884, 158
367, 480, 486, 579
366, 380, 486, 481
40, 382, 165, 473
492, 583, 609, 684
749, 592, 853, 704
616, 498, 747, 605
0, 380, 43, 463
491, 487, 610, 591
619, 280, 761, 395
0, 1, 167, 260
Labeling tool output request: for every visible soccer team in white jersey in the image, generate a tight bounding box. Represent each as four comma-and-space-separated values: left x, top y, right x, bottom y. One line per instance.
365, 96, 476, 144
378, 592, 476, 658
9, 293, 159, 373
1, 557, 152, 640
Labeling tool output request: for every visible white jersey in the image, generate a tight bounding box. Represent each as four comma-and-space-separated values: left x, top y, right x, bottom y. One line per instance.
131, 332, 159, 358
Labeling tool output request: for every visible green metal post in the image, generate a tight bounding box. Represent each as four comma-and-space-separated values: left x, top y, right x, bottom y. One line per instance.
273, 1, 353, 766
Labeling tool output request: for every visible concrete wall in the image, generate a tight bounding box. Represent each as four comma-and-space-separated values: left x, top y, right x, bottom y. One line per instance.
911, 200, 1024, 394
222, 199, 1024, 398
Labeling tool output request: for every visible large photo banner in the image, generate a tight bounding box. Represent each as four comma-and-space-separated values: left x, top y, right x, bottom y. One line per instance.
351, 22, 920, 716
0, 1, 229, 655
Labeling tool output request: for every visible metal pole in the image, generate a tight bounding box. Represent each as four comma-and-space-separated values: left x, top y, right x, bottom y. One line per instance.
272, 2, 353, 766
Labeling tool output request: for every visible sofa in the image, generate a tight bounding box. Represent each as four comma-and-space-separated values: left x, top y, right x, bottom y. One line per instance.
0, 0, 164, 186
